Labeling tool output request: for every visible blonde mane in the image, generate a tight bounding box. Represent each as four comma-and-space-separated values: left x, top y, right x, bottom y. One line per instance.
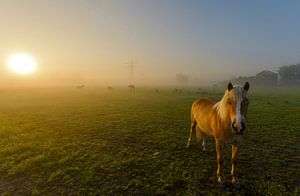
213, 90, 230, 122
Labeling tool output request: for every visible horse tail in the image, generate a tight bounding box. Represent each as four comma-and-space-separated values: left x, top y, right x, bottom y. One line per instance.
195, 126, 201, 143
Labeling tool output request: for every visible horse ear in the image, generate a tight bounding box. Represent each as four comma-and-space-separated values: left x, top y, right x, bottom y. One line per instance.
227, 82, 233, 91
243, 82, 250, 91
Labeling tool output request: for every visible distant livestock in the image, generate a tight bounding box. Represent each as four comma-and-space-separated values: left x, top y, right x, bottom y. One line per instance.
76, 85, 85, 89
173, 88, 182, 93
128, 85, 135, 92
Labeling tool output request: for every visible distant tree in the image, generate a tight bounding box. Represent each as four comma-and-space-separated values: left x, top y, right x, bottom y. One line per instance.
176, 74, 189, 85
278, 64, 300, 85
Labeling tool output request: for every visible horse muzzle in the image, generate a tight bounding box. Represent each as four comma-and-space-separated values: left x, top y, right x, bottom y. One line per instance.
232, 122, 245, 135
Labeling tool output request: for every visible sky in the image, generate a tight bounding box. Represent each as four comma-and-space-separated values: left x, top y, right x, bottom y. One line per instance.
1, 0, 300, 87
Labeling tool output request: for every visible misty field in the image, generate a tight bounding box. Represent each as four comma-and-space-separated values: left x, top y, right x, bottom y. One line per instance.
0, 87, 299, 195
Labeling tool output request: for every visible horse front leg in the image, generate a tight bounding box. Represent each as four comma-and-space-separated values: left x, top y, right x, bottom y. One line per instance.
215, 139, 224, 185
231, 144, 239, 185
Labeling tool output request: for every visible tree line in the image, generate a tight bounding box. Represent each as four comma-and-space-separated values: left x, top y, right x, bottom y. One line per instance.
278, 63, 300, 85
225, 63, 300, 87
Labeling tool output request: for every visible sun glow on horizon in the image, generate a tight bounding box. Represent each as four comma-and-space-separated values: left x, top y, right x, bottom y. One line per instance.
7, 53, 38, 75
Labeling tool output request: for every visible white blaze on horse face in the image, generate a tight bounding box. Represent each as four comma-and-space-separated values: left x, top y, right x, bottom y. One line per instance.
236, 100, 242, 126
235, 88, 243, 128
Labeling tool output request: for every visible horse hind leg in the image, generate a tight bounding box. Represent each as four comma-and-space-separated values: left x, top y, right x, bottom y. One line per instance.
196, 126, 207, 151
186, 121, 196, 148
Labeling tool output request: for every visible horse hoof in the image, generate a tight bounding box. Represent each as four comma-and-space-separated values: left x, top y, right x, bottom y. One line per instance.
218, 181, 225, 189
217, 177, 225, 189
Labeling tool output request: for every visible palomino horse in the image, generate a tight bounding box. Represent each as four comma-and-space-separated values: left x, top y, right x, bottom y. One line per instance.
187, 82, 250, 186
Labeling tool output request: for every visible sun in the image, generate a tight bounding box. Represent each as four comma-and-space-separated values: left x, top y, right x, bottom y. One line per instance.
7, 53, 38, 75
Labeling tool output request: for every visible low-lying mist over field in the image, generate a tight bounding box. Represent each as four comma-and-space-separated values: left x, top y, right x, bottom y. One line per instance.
0, 87, 299, 194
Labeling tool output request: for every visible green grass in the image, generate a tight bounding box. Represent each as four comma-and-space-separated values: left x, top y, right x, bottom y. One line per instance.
0, 87, 299, 195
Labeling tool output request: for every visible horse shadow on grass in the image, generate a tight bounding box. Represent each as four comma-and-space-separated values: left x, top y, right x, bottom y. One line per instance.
185, 140, 256, 195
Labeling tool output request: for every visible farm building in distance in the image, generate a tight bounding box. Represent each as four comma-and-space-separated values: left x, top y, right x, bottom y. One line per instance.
223, 70, 278, 87
254, 70, 278, 86
222, 64, 300, 87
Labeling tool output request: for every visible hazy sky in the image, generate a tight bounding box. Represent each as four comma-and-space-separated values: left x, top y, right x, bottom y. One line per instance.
1, 0, 300, 86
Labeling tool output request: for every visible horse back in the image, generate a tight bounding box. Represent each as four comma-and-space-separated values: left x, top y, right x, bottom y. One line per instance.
191, 98, 216, 114
191, 98, 217, 135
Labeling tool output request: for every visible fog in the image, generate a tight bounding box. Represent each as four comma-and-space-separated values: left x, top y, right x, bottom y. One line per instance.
1, 1, 300, 88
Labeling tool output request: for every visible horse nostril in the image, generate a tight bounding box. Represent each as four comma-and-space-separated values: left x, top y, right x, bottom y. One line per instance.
241, 122, 246, 131
231, 122, 238, 131
232, 121, 245, 135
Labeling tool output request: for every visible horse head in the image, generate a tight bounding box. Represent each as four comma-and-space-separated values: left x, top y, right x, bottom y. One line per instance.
226, 82, 250, 135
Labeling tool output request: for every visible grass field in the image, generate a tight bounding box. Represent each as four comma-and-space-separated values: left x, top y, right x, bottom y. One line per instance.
0, 86, 299, 195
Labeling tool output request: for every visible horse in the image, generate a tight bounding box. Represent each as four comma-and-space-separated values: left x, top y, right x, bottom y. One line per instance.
187, 82, 250, 186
